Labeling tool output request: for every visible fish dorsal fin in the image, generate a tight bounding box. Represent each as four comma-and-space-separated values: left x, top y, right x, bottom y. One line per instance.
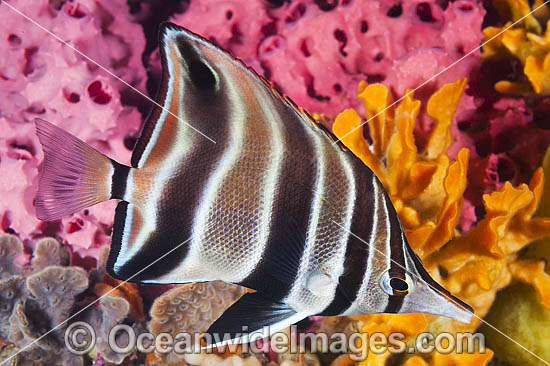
131, 22, 350, 169
204, 292, 306, 347
131, 23, 183, 168
131, 23, 223, 169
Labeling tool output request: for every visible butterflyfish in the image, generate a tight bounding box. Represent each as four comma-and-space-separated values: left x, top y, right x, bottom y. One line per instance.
34, 22, 473, 346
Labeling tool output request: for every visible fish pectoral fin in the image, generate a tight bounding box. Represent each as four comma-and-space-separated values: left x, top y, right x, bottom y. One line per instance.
204, 292, 306, 347
306, 270, 336, 297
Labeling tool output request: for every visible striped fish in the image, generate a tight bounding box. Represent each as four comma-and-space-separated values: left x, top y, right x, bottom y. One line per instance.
34, 22, 473, 345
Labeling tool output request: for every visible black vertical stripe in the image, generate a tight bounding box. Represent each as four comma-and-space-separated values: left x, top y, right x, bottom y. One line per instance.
109, 161, 130, 200
320, 159, 375, 316
130, 25, 172, 168
114, 99, 231, 281
108, 61, 232, 281
237, 100, 318, 301
383, 191, 406, 313
106, 201, 129, 279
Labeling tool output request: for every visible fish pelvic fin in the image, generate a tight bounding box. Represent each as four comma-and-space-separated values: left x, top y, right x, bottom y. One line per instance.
34, 118, 130, 221
203, 292, 308, 348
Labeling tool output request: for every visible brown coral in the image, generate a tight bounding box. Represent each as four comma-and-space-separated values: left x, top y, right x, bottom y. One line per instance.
83, 292, 132, 364
87, 245, 146, 364
31, 237, 68, 272
0, 235, 24, 278
150, 281, 246, 337
95, 274, 145, 322
26, 266, 89, 325
0, 234, 138, 366
3, 264, 88, 366
0, 276, 26, 338
149, 281, 247, 363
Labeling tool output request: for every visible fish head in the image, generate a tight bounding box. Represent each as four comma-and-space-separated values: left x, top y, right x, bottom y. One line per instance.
346, 183, 474, 323
374, 233, 474, 323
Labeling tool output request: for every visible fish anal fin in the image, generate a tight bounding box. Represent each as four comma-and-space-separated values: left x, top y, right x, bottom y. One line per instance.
204, 292, 306, 347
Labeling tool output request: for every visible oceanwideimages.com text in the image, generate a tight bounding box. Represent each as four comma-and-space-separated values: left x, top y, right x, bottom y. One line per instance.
65, 322, 486, 361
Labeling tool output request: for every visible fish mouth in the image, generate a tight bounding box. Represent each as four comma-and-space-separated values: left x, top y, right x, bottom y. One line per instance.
402, 278, 474, 324
427, 278, 474, 323
419, 278, 474, 323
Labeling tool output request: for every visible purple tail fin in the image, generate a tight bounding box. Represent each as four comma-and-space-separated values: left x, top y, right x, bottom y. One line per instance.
34, 118, 114, 221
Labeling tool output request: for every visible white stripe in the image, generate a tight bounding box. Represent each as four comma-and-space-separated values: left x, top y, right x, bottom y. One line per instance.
136, 29, 178, 168
114, 202, 134, 273
381, 193, 392, 271
114, 35, 195, 269
314, 152, 357, 310
147, 61, 285, 284
179, 74, 285, 283
186, 68, 246, 281
283, 122, 326, 312
332, 152, 357, 279
205, 312, 308, 349
284, 120, 357, 314
255, 88, 285, 276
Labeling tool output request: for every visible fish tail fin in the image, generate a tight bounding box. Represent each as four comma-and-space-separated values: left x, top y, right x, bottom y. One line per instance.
34, 118, 129, 221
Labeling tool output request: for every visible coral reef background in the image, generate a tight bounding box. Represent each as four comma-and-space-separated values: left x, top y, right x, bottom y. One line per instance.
1, 0, 550, 365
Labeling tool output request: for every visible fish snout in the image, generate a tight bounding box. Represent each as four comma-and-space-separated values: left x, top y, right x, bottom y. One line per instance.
401, 279, 474, 323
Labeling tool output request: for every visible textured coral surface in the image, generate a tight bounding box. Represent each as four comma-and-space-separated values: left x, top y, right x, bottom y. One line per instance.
332, 81, 550, 366
0, 0, 145, 261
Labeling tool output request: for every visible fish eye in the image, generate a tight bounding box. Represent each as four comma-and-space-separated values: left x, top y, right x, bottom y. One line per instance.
380, 271, 414, 296
390, 277, 409, 293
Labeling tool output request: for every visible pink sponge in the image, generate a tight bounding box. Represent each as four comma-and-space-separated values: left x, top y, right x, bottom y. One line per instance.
0, 0, 146, 261
169, 0, 485, 116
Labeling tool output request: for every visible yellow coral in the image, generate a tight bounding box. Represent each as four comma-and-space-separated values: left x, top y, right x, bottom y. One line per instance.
331, 80, 550, 366
478, 147, 550, 365
334, 79, 469, 259
482, 0, 550, 94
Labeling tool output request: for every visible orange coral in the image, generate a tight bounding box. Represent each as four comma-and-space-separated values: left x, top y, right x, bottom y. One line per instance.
426, 168, 550, 324
333, 79, 469, 259
482, 0, 550, 94
401, 350, 495, 366
331, 80, 550, 365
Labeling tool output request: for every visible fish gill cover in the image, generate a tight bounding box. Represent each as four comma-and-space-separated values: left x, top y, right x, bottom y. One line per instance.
0, 0, 549, 365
